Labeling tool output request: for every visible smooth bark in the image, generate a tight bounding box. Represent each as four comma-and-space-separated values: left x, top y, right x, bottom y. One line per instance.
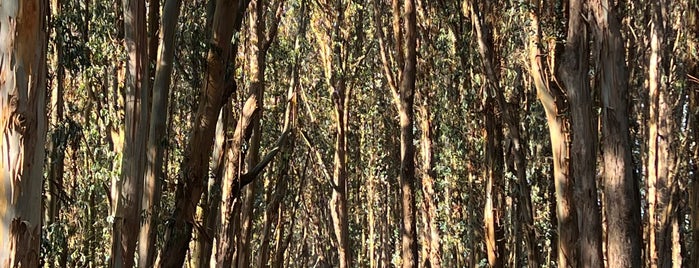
0, 0, 49, 265
138, 0, 181, 266
112, 0, 150, 266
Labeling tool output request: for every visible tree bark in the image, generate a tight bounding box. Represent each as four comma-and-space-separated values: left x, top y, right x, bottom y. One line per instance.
688, 1, 699, 266
47, 0, 66, 228
558, 1, 603, 267
483, 98, 505, 268
589, 1, 642, 267
138, 0, 181, 266
158, 1, 248, 267
526, 6, 579, 267
0, 0, 49, 266
112, 0, 150, 266
238, 0, 283, 266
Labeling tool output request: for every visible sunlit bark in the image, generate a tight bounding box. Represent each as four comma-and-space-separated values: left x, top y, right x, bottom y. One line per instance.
0, 0, 49, 265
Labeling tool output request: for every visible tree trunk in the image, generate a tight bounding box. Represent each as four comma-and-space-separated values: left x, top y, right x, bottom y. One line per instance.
47, 0, 66, 228
647, 0, 679, 266
158, 1, 248, 266
418, 102, 441, 268
526, 7, 579, 268
483, 98, 505, 268
398, 1, 418, 266
112, 0, 150, 266
0, 0, 49, 266
138, 0, 181, 266
238, 0, 282, 266
589, 1, 642, 267
558, 1, 603, 267
688, 1, 699, 266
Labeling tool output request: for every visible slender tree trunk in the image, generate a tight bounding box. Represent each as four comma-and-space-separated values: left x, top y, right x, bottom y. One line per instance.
418, 101, 441, 268
688, 1, 699, 266
526, 7, 579, 267
0, 0, 49, 265
48, 0, 66, 228
112, 0, 150, 266
483, 98, 505, 268
158, 1, 248, 266
589, 1, 642, 267
238, 0, 283, 266
398, 1, 418, 266
138, 0, 181, 266
648, 0, 678, 266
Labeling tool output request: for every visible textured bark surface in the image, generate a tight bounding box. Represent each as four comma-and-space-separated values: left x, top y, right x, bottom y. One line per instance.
399, 0, 418, 266
158, 1, 248, 267
112, 0, 149, 266
138, 0, 181, 266
590, 1, 642, 267
0, 0, 48, 266
689, 1, 699, 267
558, 0, 603, 267
526, 7, 579, 268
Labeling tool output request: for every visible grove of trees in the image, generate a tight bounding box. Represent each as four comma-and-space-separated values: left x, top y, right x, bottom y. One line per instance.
0, 0, 697, 267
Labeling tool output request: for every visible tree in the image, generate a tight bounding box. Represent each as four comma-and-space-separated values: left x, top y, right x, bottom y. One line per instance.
590, 1, 642, 266
138, 0, 182, 266
158, 1, 249, 266
526, 2, 580, 266
558, 0, 603, 266
373, 0, 418, 266
111, 0, 150, 266
0, 0, 49, 266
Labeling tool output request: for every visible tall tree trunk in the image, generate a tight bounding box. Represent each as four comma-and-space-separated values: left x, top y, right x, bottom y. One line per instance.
589, 1, 642, 267
688, 0, 699, 266
558, 0, 603, 267
483, 98, 505, 268
648, 0, 678, 266
112, 0, 150, 266
138, 0, 181, 266
0, 0, 49, 266
158, 1, 248, 266
418, 101, 441, 268
47, 0, 66, 228
526, 6, 579, 267
238, 0, 283, 266
398, 0, 418, 264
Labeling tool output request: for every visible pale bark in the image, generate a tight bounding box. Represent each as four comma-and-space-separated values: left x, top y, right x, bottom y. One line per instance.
483, 99, 504, 268
138, 0, 181, 266
158, 1, 248, 266
648, 0, 678, 266
526, 7, 579, 268
418, 103, 441, 268
0, 0, 49, 265
112, 0, 150, 266
237, 0, 283, 266
589, 1, 642, 267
